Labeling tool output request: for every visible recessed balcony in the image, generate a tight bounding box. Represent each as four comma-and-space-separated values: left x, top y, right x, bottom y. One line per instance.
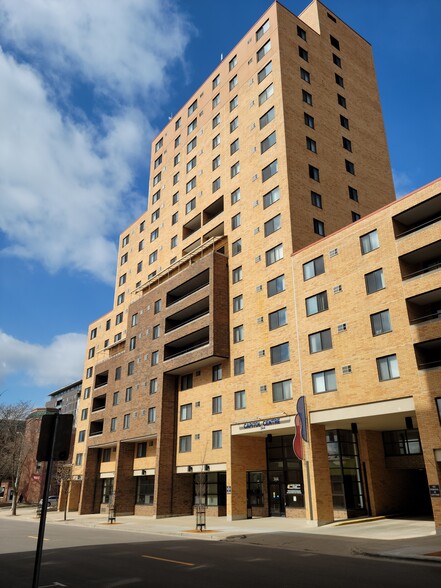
90, 419, 104, 436
414, 337, 441, 370
399, 240, 441, 280
165, 297, 209, 333
406, 288, 441, 325
164, 327, 209, 360
166, 269, 209, 307
393, 192, 441, 238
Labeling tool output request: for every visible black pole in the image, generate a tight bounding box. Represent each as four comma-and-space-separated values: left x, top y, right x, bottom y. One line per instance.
32, 413, 59, 588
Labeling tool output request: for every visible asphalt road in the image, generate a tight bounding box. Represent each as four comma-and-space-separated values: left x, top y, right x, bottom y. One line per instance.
0, 519, 439, 588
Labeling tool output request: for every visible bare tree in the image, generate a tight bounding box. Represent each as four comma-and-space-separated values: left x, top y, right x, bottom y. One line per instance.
55, 463, 73, 521
0, 402, 34, 515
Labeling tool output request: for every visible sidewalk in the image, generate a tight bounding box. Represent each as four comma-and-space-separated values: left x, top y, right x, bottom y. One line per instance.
2, 506, 440, 564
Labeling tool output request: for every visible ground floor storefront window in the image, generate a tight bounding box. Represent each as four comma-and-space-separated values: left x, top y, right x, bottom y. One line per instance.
266, 435, 304, 516
136, 476, 154, 505
101, 478, 114, 504
193, 472, 226, 506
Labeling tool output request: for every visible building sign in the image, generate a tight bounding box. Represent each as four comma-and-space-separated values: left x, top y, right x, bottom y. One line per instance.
287, 483, 302, 495
429, 485, 440, 497
244, 417, 281, 429
232, 415, 294, 436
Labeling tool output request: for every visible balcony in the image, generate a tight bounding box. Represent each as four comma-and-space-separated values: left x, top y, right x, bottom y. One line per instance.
94, 371, 108, 389
399, 240, 441, 280
182, 238, 201, 256
183, 213, 201, 240
92, 394, 106, 412
406, 288, 441, 325
203, 196, 224, 224
90, 419, 104, 436
166, 269, 209, 307
164, 327, 209, 360
414, 337, 441, 370
393, 192, 441, 238
165, 297, 209, 333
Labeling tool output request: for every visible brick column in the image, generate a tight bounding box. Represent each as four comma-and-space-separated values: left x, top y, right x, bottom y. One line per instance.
114, 441, 136, 515
307, 424, 333, 525
79, 448, 101, 514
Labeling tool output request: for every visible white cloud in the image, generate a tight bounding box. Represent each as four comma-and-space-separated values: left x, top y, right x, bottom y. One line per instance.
393, 169, 413, 199
0, 0, 193, 283
0, 330, 87, 388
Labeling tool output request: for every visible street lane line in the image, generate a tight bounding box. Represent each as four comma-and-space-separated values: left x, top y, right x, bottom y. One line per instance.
142, 555, 194, 567
28, 536, 49, 540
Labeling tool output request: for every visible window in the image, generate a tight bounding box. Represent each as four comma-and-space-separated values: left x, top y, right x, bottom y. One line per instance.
371, 310, 392, 336
265, 243, 283, 266
123, 414, 130, 429
153, 324, 160, 339
383, 429, 422, 456
311, 191, 322, 208
257, 39, 271, 62
230, 138, 239, 155
113, 391, 119, 406
297, 25, 307, 40
229, 54, 238, 70
212, 396, 222, 414
306, 291, 328, 316
303, 255, 324, 280
231, 161, 240, 178
78, 430, 85, 442
114, 333, 121, 343
365, 268, 385, 294
259, 83, 273, 106
231, 188, 240, 204
377, 354, 400, 381
330, 35, 340, 50
136, 261, 143, 274
172, 211, 179, 225
135, 442, 147, 459
304, 113, 315, 129
149, 251, 157, 265
260, 106, 275, 129
262, 160, 278, 182
125, 387, 132, 402
337, 94, 347, 108
348, 187, 358, 202
340, 115, 349, 129
309, 165, 320, 181
212, 134, 220, 149
301, 90, 313, 107
150, 378, 158, 394
212, 155, 220, 171
172, 192, 179, 205
187, 137, 197, 153
181, 373, 193, 391
352, 211, 361, 222
261, 131, 276, 154
153, 172, 161, 186
342, 137, 352, 152
186, 198, 196, 214
231, 213, 241, 230
212, 74, 220, 89
75, 453, 83, 466
115, 366, 121, 380
150, 228, 159, 242
313, 218, 325, 236
230, 95, 238, 111
127, 361, 134, 376
119, 274, 126, 286
232, 239, 242, 256
272, 379, 292, 402
179, 435, 191, 453
309, 329, 332, 353
436, 398, 441, 425
233, 324, 244, 343
263, 186, 280, 208
312, 369, 337, 393
212, 364, 222, 382
173, 172, 180, 185
212, 177, 221, 192
267, 274, 285, 297
148, 407, 156, 423
188, 99, 197, 116
234, 390, 246, 410
212, 430, 222, 449
333, 53, 342, 67
300, 67, 310, 83
180, 403, 192, 421
84, 387, 91, 399
154, 299, 161, 314
86, 367, 93, 378
335, 74, 344, 87
270, 342, 290, 364
264, 214, 281, 237
110, 417, 117, 432
306, 137, 317, 153
155, 137, 163, 152
232, 266, 242, 283
269, 307, 287, 330
154, 155, 162, 169
256, 19, 269, 41
233, 294, 243, 312
81, 408, 88, 420
129, 336, 136, 351
175, 135, 181, 148
230, 117, 238, 133
139, 220, 145, 232
187, 118, 197, 134
171, 235, 178, 249
360, 229, 379, 254
187, 157, 197, 172
299, 46, 308, 61
234, 356, 245, 375
151, 351, 159, 366
120, 252, 128, 265
88, 347, 95, 359
212, 113, 221, 128
345, 160, 355, 174
258, 61, 272, 83
138, 239, 146, 253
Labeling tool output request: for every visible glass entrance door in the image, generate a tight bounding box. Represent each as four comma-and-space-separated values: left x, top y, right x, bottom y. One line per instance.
269, 482, 285, 516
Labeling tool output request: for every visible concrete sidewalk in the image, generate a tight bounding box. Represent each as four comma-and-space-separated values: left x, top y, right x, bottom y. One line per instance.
2, 506, 440, 564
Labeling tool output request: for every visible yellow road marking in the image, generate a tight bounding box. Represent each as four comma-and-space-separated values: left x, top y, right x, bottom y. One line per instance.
142, 555, 194, 567
28, 536, 49, 540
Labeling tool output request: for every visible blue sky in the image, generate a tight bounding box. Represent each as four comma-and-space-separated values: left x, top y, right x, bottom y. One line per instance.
0, 0, 440, 407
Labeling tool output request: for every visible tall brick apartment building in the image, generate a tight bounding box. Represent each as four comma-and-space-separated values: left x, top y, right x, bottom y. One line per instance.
68, 0, 440, 527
